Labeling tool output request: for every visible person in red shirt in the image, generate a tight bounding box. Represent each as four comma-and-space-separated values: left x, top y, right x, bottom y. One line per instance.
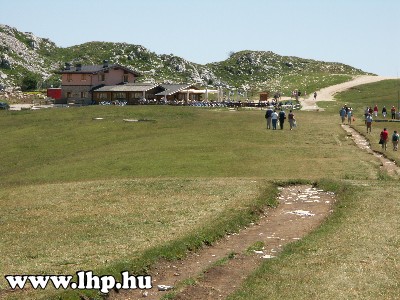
373, 104, 378, 117
380, 128, 389, 151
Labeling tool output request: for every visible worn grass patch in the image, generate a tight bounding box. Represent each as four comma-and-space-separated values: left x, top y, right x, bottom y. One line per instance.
0, 178, 260, 277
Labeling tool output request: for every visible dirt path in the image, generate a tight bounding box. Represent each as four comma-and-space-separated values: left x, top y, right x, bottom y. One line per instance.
341, 124, 400, 178
108, 185, 335, 300
300, 75, 395, 111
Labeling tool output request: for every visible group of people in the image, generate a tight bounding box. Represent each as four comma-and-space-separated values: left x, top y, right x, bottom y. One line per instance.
366, 104, 398, 120
379, 128, 399, 151
290, 90, 317, 101
339, 105, 354, 125
265, 108, 297, 130
291, 90, 303, 101
264, 98, 400, 151
363, 105, 400, 151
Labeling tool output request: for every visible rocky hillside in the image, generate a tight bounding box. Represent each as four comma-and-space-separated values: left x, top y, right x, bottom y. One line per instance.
0, 24, 373, 95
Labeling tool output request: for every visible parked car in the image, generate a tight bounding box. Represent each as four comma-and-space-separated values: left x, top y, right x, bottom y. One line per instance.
0, 102, 10, 110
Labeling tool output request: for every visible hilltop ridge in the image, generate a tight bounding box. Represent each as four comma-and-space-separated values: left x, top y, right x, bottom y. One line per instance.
0, 24, 373, 95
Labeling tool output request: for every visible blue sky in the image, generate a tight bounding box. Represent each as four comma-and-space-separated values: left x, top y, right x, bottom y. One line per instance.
2, 0, 399, 76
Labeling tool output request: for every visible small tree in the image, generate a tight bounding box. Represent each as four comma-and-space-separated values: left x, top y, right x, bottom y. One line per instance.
21, 72, 40, 91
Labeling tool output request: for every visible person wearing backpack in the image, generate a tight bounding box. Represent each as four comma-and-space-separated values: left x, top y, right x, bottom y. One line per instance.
380, 128, 389, 151
392, 130, 399, 151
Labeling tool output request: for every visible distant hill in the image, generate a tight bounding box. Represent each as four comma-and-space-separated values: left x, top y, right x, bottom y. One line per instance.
0, 24, 373, 97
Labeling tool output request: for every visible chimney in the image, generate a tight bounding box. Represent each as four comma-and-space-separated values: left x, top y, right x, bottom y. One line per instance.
76, 63, 82, 71
103, 60, 109, 68
64, 62, 71, 70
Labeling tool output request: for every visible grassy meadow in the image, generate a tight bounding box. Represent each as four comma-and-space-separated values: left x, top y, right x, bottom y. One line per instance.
228, 79, 400, 300
320, 79, 400, 163
0, 79, 399, 299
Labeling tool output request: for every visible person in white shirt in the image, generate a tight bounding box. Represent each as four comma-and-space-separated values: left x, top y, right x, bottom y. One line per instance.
271, 110, 279, 130
365, 113, 373, 134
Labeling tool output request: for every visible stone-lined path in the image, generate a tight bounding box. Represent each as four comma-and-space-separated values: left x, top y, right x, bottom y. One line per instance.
341, 124, 400, 178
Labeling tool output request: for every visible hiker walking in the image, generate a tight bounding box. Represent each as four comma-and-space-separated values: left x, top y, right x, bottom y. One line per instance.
391, 106, 396, 119
373, 104, 378, 117
265, 107, 273, 129
288, 110, 296, 130
339, 107, 346, 124
347, 107, 353, 125
278, 109, 286, 130
313, 92, 317, 100
382, 106, 387, 118
365, 113, 373, 134
380, 128, 389, 151
392, 130, 399, 151
271, 110, 278, 130
369, 107, 373, 115
364, 107, 370, 124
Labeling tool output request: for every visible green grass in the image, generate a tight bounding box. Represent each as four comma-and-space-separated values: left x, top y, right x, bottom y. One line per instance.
246, 241, 265, 254
227, 180, 400, 300
1, 178, 276, 299
0, 105, 377, 186
0, 86, 397, 300
326, 79, 400, 166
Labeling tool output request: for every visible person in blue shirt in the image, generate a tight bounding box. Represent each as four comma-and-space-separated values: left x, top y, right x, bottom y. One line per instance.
347, 107, 353, 125
339, 107, 347, 124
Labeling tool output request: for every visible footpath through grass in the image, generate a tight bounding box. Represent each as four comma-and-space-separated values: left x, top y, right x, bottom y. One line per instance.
319, 79, 400, 164
228, 179, 400, 300
0, 98, 393, 299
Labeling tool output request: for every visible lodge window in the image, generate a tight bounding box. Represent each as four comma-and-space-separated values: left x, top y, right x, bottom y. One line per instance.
67, 74, 72, 82
97, 93, 107, 100
115, 92, 126, 99
123, 74, 129, 82
99, 73, 106, 81
80, 92, 87, 98
81, 74, 86, 81
66, 92, 72, 98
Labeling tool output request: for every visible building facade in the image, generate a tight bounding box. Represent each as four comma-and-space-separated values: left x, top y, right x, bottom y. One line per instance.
58, 60, 139, 104
92, 83, 205, 104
